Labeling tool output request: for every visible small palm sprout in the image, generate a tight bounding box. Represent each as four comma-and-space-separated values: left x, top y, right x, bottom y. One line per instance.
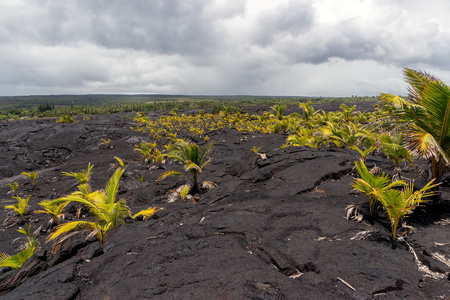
62, 163, 94, 184
5, 195, 31, 221
0, 225, 39, 270
46, 158, 159, 253
372, 180, 437, 240
99, 138, 111, 148
250, 146, 261, 154
137, 174, 144, 186
339, 103, 357, 122
270, 104, 286, 120
299, 101, 317, 122
56, 115, 75, 123
379, 133, 412, 168
135, 142, 165, 168
35, 199, 69, 226
158, 140, 213, 194
132, 207, 161, 220
22, 171, 38, 185
352, 161, 406, 213
47, 166, 128, 250
179, 185, 190, 201
6, 182, 19, 196
349, 145, 377, 162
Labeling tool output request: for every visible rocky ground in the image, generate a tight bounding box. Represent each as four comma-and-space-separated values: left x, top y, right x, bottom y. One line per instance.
0, 102, 449, 299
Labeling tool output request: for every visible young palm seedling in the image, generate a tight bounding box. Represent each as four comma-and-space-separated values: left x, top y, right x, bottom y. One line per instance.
22, 171, 38, 185
379, 133, 412, 168
179, 185, 190, 201
132, 207, 161, 220
250, 146, 261, 154
34, 199, 69, 226
46, 165, 128, 250
56, 115, 75, 123
372, 180, 436, 240
270, 104, 286, 120
135, 142, 165, 168
352, 161, 406, 213
299, 101, 317, 122
137, 174, 144, 187
158, 140, 213, 194
349, 145, 377, 162
62, 163, 94, 184
99, 138, 111, 148
5, 195, 31, 221
0, 225, 39, 270
46, 159, 159, 252
6, 182, 19, 196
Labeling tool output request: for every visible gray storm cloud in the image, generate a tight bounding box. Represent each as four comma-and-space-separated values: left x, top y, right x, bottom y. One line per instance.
0, 0, 449, 96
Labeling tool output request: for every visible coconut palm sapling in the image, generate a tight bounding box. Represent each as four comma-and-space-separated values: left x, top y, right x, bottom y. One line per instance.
372, 180, 436, 240
5, 195, 31, 221
35, 200, 68, 226
379, 133, 412, 168
382, 68, 450, 181
352, 161, 406, 213
270, 104, 286, 120
0, 225, 39, 270
158, 140, 213, 194
22, 171, 38, 185
349, 145, 377, 162
62, 163, 94, 184
299, 101, 317, 122
6, 182, 19, 196
46, 158, 159, 252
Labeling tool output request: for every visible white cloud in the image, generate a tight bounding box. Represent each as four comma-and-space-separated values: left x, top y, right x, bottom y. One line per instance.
1, 0, 450, 96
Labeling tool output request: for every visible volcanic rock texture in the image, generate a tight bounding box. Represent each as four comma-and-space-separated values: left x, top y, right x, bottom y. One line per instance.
0, 103, 449, 299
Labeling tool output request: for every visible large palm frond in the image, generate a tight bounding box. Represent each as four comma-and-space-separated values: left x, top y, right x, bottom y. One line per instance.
382, 68, 450, 180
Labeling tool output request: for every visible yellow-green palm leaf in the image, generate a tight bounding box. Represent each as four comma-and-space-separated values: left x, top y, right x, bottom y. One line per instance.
373, 180, 436, 239
382, 68, 450, 180
132, 207, 159, 219
157, 170, 184, 181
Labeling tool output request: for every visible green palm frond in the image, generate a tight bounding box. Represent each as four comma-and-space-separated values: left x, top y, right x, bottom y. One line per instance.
114, 157, 125, 169
105, 167, 124, 204
35, 200, 68, 225
0, 227, 38, 270
379, 133, 412, 167
77, 183, 92, 197
349, 145, 377, 161
406, 125, 448, 163
47, 220, 98, 242
46, 163, 145, 250
0, 253, 22, 270
373, 179, 436, 239
132, 207, 160, 219
159, 140, 213, 193
62, 163, 93, 184
5, 195, 30, 219
185, 161, 202, 173
353, 161, 406, 213
383, 68, 450, 181
157, 170, 184, 181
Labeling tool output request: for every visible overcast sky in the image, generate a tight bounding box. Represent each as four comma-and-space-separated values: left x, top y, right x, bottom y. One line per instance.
1, 0, 449, 97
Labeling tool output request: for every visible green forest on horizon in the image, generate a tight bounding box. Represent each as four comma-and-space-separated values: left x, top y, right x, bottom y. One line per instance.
0, 94, 379, 120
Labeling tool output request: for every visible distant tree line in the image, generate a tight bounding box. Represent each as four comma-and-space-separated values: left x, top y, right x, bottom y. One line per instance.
0, 95, 378, 120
